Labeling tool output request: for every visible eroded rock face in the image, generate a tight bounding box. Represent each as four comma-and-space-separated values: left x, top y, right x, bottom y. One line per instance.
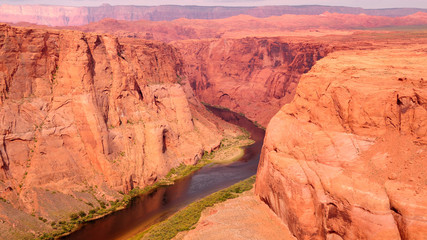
174, 38, 330, 126
255, 43, 427, 239
176, 190, 296, 240
1, 4, 427, 27
0, 24, 228, 237
45, 12, 427, 44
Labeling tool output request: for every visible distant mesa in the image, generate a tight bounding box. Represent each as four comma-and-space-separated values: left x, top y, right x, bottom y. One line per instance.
1, 4, 427, 26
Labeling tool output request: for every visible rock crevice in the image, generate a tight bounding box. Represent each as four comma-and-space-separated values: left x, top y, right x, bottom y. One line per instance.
174, 37, 331, 126
0, 24, 235, 237
256, 45, 427, 239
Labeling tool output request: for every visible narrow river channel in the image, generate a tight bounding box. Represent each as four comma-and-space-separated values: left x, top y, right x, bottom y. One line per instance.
62, 106, 265, 240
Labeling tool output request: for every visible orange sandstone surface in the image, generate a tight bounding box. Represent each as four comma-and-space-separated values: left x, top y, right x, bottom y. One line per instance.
175, 190, 296, 240
1, 11, 427, 240
14, 13, 427, 128
0, 24, 242, 239
2, 4, 427, 27
68, 12, 427, 43
255, 34, 427, 239
60, 13, 427, 127
173, 38, 331, 126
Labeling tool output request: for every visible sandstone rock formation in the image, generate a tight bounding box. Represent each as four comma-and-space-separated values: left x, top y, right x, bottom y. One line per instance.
11, 11, 427, 128
67, 12, 427, 43
60, 13, 427, 129
1, 4, 426, 27
255, 39, 427, 239
174, 38, 331, 126
175, 190, 296, 240
0, 24, 237, 239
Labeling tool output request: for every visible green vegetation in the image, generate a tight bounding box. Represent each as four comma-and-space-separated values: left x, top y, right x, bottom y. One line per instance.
51, 66, 59, 85
253, 120, 266, 130
38, 201, 126, 240
34, 122, 44, 132
176, 74, 185, 85
78, 211, 86, 218
120, 130, 253, 207
202, 102, 266, 130
69, 213, 79, 221
131, 176, 256, 240
201, 102, 231, 111
38, 130, 253, 240
164, 131, 253, 183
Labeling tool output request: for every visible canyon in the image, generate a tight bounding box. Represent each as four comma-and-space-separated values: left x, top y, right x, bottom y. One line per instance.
171, 30, 427, 240
65, 12, 427, 126
0, 23, 245, 239
174, 38, 330, 126
1, 4, 427, 27
0, 4, 426, 240
69, 12, 427, 42
255, 34, 427, 239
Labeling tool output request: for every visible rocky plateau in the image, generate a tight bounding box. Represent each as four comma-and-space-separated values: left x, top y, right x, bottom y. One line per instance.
68, 12, 427, 42
2, 4, 427, 26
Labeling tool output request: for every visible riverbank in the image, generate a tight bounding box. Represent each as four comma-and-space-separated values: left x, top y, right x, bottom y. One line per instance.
174, 189, 296, 240
203, 103, 266, 130
132, 176, 257, 240
163, 130, 254, 183
38, 130, 254, 240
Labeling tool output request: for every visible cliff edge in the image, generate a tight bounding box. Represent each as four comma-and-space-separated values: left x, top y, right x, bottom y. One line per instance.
0, 24, 234, 239
255, 40, 427, 239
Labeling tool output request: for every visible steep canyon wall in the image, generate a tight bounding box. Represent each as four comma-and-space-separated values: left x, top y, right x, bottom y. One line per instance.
255, 39, 427, 239
0, 24, 235, 239
174, 38, 331, 126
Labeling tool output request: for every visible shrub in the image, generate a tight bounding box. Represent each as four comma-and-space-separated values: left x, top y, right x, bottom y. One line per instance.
69, 213, 79, 221
78, 211, 86, 218
138, 176, 256, 240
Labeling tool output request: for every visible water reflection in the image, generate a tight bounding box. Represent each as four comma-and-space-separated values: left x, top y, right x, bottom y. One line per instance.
62, 107, 265, 240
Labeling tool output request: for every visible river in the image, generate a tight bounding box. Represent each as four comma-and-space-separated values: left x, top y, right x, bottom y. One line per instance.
62, 107, 265, 240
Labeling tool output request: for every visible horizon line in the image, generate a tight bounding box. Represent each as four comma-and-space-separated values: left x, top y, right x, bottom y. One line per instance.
1, 4, 427, 10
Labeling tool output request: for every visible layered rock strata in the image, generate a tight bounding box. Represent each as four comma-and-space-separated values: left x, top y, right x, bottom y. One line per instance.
2, 4, 427, 27
174, 37, 331, 126
54, 12, 427, 43
0, 24, 232, 238
255, 42, 427, 239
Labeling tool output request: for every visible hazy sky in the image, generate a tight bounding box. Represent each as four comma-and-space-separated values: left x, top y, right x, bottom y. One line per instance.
1, 0, 427, 9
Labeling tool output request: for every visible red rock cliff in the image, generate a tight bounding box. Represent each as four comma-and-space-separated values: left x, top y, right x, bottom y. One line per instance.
0, 24, 232, 239
255, 39, 427, 239
174, 38, 331, 126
